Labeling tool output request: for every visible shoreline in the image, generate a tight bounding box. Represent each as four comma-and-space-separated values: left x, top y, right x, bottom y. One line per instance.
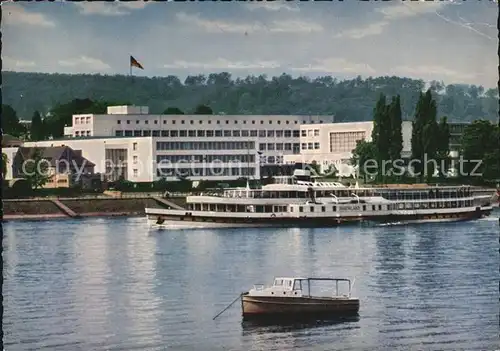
2, 196, 186, 222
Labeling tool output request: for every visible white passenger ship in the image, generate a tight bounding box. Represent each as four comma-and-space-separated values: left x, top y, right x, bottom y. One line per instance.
145, 170, 495, 228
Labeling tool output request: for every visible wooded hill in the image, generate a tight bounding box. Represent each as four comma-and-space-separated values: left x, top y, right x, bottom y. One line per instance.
3, 71, 498, 122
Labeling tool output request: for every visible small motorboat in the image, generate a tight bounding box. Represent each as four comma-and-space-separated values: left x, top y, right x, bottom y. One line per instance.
241, 277, 359, 319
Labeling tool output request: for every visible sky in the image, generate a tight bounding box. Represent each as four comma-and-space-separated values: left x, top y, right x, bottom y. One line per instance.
3, 0, 498, 88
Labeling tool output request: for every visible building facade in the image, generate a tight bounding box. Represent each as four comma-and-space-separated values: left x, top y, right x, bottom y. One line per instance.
284, 121, 468, 177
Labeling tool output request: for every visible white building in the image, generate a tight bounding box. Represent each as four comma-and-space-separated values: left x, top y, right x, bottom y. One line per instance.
284, 121, 413, 177
25, 105, 331, 182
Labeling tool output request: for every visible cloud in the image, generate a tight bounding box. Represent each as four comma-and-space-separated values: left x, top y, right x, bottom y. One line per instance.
3, 56, 36, 70
245, 2, 300, 12
376, 0, 449, 20
291, 58, 376, 75
336, 1, 452, 39
2, 4, 55, 27
74, 1, 149, 16
334, 21, 389, 39
163, 58, 281, 70
391, 65, 476, 83
175, 12, 322, 33
58, 56, 111, 71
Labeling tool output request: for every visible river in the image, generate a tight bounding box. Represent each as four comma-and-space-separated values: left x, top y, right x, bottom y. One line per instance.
3, 214, 499, 350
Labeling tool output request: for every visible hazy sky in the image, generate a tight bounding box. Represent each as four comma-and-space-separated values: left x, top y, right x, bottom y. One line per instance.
3, 0, 497, 87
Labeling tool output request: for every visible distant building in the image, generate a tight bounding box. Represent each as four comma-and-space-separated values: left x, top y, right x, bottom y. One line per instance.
12, 146, 99, 189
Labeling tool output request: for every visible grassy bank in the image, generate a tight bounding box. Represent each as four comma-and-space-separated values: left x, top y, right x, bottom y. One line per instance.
2, 197, 186, 221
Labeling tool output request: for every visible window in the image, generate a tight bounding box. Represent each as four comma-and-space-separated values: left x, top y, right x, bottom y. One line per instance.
181, 120, 185, 124
267, 143, 275, 151
115, 131, 122, 136
143, 130, 151, 136
267, 130, 274, 137
197, 130, 205, 137
226, 120, 229, 124
190, 120, 194, 124
301, 130, 307, 137
314, 142, 320, 149
206, 130, 214, 137
293, 130, 300, 137
145, 120, 149, 124
180, 130, 187, 137
188, 130, 196, 137
125, 130, 132, 136
329, 131, 366, 153
284, 143, 292, 150
284, 130, 292, 138
233, 130, 240, 137
250, 130, 258, 137
154, 120, 158, 124
171, 130, 178, 137
259, 130, 266, 137
163, 120, 167, 124
276, 130, 284, 138
133, 142, 137, 151
308, 143, 313, 150
133, 156, 138, 164
153, 130, 160, 137
301, 143, 307, 150
117, 120, 121, 124
133, 169, 138, 177
224, 130, 231, 137
242, 130, 249, 137
276, 143, 283, 150
259, 143, 266, 151
314, 129, 319, 136
308, 130, 313, 137
161, 131, 168, 137
215, 130, 222, 137
127, 120, 131, 124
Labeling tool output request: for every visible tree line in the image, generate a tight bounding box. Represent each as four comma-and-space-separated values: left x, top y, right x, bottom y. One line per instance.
351, 89, 500, 184
3, 71, 499, 123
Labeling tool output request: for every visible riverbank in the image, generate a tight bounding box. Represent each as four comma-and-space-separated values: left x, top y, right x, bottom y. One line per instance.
2, 196, 187, 221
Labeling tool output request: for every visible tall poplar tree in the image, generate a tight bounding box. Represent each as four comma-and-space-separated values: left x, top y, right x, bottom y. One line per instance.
30, 111, 45, 141
371, 94, 391, 180
388, 95, 403, 162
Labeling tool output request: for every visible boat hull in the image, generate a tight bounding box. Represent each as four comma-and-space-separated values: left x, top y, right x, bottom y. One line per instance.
241, 294, 360, 318
146, 207, 492, 229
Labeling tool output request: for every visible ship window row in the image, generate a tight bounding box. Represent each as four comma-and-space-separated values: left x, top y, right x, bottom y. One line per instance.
156, 141, 255, 151
117, 119, 315, 126
115, 129, 300, 138
377, 189, 472, 200
157, 167, 255, 177
157, 154, 255, 163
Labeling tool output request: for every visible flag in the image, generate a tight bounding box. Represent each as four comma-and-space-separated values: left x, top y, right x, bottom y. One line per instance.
130, 55, 144, 70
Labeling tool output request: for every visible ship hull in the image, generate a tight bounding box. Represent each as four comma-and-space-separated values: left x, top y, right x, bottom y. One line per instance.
146, 207, 492, 229
241, 294, 360, 318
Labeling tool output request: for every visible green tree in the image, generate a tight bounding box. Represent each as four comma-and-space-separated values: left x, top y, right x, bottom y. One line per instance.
30, 110, 45, 141
2, 152, 8, 178
163, 107, 184, 114
411, 89, 439, 182
23, 148, 51, 189
194, 104, 213, 114
351, 140, 377, 183
371, 94, 391, 180
388, 95, 403, 162
461, 120, 500, 182
435, 116, 451, 178
1, 104, 26, 137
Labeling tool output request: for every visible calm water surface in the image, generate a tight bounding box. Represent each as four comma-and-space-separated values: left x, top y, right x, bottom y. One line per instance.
3, 214, 499, 350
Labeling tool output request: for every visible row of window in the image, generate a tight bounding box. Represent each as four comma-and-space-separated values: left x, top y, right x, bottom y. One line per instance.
156, 141, 255, 151
75, 131, 91, 136
114, 129, 301, 138
329, 131, 366, 153
259, 143, 301, 152
155, 167, 256, 177
301, 129, 320, 137
117, 119, 317, 126
301, 142, 321, 150
156, 154, 255, 163
74, 117, 91, 124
